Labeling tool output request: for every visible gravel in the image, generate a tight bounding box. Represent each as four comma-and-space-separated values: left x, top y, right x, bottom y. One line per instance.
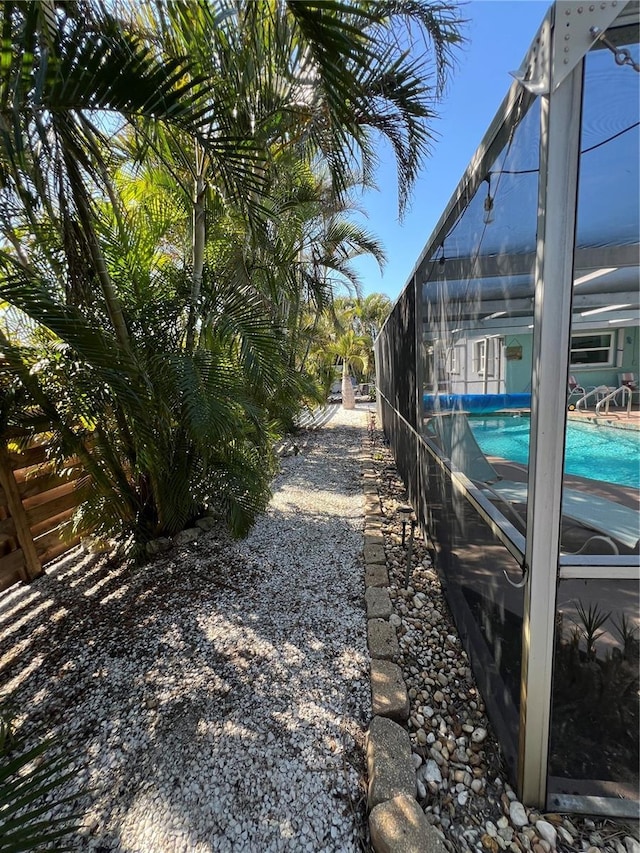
0, 405, 371, 852
4, 404, 637, 853
365, 422, 639, 853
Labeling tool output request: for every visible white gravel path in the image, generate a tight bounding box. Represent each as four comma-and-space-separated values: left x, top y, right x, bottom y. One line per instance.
0, 405, 371, 852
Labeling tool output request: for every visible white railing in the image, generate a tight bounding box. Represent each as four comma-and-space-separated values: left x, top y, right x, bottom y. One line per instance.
574, 386, 602, 410
595, 384, 633, 416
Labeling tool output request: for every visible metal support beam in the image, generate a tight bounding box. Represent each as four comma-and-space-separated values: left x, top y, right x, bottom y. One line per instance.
414, 274, 423, 432
414, 273, 426, 534
518, 61, 584, 805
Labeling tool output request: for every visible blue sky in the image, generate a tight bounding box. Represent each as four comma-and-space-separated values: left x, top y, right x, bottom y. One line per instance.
351, 0, 549, 301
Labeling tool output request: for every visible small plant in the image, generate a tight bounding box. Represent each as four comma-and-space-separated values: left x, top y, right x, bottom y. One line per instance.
573, 600, 611, 661
612, 612, 640, 660
568, 624, 582, 648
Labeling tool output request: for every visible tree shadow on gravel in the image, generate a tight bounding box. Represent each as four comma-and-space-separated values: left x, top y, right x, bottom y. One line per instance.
0, 423, 372, 852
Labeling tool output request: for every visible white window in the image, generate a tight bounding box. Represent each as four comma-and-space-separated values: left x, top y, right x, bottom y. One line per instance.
474, 339, 496, 376
570, 332, 614, 367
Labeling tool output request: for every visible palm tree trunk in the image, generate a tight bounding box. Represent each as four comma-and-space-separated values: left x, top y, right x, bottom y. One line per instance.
63, 148, 133, 357
341, 359, 355, 410
186, 142, 206, 353
299, 312, 320, 373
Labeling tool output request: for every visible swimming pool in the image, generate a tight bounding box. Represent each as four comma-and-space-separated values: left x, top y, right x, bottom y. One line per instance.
470, 416, 640, 489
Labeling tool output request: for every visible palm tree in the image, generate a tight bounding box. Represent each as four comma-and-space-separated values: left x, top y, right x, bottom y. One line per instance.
354, 292, 392, 386
329, 329, 369, 411
328, 293, 391, 387
254, 166, 386, 420
0, 0, 285, 546
123, 0, 462, 345
0, 0, 463, 550
357, 293, 393, 341
281, 0, 464, 216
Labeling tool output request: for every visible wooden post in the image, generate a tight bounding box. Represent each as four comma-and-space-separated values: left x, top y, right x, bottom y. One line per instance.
0, 445, 42, 581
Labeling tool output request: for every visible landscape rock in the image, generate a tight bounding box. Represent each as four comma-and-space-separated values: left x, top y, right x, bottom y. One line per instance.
364, 544, 387, 565
482, 833, 500, 853
419, 759, 442, 786
145, 537, 172, 556
535, 820, 557, 849
367, 716, 416, 809
371, 659, 410, 720
173, 527, 201, 545
365, 564, 390, 588
365, 587, 393, 619
370, 794, 448, 853
368, 618, 400, 660
365, 532, 385, 549
509, 801, 529, 828
195, 516, 218, 531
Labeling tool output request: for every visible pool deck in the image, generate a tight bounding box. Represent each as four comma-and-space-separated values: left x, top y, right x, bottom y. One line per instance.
423, 407, 638, 554
567, 402, 640, 431
487, 406, 640, 551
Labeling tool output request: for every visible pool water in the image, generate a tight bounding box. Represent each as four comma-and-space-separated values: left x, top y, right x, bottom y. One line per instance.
470, 416, 640, 489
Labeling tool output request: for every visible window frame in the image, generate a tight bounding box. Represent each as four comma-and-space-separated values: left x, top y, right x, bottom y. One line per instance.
449, 344, 460, 375
474, 338, 497, 377
569, 330, 615, 368
475, 339, 487, 375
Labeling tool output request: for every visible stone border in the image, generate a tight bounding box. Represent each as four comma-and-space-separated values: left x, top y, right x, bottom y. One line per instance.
362, 423, 447, 853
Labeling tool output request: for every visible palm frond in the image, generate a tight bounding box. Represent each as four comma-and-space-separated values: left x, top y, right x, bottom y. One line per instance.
0, 704, 80, 852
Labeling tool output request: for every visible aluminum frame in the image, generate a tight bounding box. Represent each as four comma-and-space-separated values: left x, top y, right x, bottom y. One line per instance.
375, 0, 640, 818
518, 52, 584, 809
536, 4, 640, 814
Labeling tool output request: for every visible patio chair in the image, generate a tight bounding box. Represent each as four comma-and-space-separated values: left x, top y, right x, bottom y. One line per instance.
568, 375, 587, 396
594, 384, 619, 407
619, 372, 638, 391
567, 375, 593, 407
603, 373, 638, 407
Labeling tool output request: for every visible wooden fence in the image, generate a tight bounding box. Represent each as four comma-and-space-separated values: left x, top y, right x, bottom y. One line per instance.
0, 437, 87, 592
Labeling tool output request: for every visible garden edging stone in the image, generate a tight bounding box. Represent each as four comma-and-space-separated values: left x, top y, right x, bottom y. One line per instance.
370, 795, 448, 853
365, 587, 393, 619
362, 418, 442, 853
365, 564, 390, 588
